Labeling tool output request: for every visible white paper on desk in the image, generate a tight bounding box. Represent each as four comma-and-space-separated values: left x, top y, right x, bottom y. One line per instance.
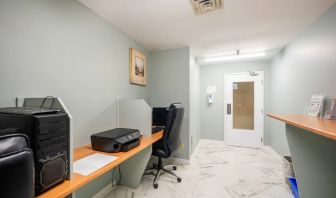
73, 153, 118, 176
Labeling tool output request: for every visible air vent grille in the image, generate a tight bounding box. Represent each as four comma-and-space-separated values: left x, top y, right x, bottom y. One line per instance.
190, 0, 223, 15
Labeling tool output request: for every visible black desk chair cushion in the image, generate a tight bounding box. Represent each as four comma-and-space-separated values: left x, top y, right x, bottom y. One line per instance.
0, 133, 34, 198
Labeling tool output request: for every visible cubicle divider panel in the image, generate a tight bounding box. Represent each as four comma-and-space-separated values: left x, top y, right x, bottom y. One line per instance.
119, 147, 152, 188
17, 97, 74, 179
118, 99, 152, 136
286, 125, 336, 198
117, 99, 152, 188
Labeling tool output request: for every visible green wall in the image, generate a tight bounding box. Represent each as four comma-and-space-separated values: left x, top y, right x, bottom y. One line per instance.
189, 52, 201, 154
268, 3, 336, 155
150, 47, 191, 159
2, 0, 335, 195
0, 0, 151, 148
199, 3, 336, 156
0, 0, 150, 196
199, 60, 271, 143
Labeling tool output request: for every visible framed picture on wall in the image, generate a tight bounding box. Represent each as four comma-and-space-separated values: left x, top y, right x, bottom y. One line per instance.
129, 48, 147, 86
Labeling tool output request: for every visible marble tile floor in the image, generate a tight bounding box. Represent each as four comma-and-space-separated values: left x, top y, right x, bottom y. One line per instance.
105, 139, 293, 198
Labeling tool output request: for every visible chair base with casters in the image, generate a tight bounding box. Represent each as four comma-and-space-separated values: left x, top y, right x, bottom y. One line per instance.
145, 157, 182, 189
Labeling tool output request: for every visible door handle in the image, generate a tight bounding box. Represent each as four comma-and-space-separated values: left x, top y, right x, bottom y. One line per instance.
227, 104, 231, 115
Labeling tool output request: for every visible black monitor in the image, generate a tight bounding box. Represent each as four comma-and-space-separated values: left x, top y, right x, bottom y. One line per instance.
152, 107, 169, 126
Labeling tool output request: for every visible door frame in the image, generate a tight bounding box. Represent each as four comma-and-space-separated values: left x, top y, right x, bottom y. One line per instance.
223, 71, 264, 148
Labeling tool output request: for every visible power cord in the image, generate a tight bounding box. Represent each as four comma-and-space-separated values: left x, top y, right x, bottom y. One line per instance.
118, 165, 122, 184
40, 96, 55, 109
112, 167, 116, 187
112, 165, 122, 187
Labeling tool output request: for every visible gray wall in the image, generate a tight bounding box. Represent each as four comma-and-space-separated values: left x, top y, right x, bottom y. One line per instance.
0, 0, 150, 196
268, 3, 336, 155
150, 47, 191, 159
189, 52, 201, 154
0, 0, 151, 148
200, 61, 271, 143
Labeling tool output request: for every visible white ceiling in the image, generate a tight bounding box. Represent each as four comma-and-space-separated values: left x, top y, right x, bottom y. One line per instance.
78, 0, 335, 57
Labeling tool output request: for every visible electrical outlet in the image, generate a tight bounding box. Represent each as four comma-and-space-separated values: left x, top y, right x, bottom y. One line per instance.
191, 137, 193, 150
179, 143, 185, 151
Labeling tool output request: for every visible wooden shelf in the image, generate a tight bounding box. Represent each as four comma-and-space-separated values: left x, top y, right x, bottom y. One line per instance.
37, 131, 163, 198
267, 114, 336, 141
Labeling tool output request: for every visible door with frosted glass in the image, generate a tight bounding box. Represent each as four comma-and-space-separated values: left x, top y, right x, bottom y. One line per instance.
224, 72, 264, 148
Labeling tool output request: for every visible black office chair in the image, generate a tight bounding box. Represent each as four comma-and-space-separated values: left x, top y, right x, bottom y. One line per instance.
0, 133, 34, 198
146, 103, 184, 189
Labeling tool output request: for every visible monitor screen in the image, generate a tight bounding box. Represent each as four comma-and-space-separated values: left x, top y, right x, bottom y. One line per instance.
152, 107, 169, 126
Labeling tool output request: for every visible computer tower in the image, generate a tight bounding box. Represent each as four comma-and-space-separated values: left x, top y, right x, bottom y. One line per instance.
0, 107, 70, 195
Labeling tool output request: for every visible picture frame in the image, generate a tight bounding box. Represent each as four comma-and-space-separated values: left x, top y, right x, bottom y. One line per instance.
129, 48, 147, 86
308, 95, 325, 117
326, 97, 336, 120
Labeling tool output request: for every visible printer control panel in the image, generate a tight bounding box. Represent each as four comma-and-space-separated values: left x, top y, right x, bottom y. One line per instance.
115, 131, 139, 144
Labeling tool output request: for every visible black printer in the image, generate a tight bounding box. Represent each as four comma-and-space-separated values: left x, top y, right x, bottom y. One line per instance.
91, 128, 141, 153
0, 107, 70, 195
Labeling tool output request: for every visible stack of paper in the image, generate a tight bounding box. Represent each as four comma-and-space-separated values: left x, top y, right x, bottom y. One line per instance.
73, 153, 118, 176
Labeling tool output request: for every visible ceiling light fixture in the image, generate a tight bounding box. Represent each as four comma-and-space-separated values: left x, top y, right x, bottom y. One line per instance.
203, 51, 266, 63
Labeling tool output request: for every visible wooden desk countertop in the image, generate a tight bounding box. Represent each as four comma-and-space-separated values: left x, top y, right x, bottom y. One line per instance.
267, 113, 336, 141
37, 131, 163, 198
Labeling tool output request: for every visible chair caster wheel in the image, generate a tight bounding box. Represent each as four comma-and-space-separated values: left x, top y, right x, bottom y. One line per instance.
173, 166, 177, 170
177, 177, 182, 183
154, 183, 159, 189
153, 163, 158, 169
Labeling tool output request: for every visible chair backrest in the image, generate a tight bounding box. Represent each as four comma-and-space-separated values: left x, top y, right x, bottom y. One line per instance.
161, 103, 184, 156
0, 134, 34, 198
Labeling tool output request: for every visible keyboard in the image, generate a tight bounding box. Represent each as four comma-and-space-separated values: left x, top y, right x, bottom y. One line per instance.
152, 126, 164, 134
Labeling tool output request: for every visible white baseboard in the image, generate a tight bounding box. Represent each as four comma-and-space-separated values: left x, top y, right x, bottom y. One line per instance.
149, 155, 190, 166
263, 146, 283, 160
169, 157, 190, 165
92, 183, 116, 198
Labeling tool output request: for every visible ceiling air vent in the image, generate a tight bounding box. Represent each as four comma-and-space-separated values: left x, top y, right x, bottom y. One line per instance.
190, 0, 223, 15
